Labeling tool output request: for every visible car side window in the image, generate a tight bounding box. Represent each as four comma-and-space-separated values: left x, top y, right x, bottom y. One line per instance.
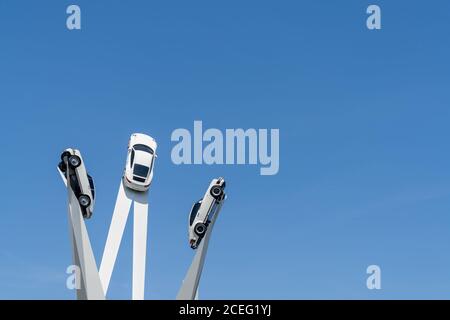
88, 175, 95, 199
189, 201, 201, 226
130, 149, 135, 168
148, 156, 155, 174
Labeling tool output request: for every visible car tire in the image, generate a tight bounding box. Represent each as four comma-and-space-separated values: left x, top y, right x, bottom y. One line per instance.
60, 151, 72, 162
194, 223, 207, 236
68, 155, 82, 168
210, 185, 223, 199
78, 194, 91, 208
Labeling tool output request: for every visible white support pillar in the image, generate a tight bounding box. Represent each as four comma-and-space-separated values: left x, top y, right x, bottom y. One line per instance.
99, 181, 133, 295
99, 180, 150, 299
177, 202, 223, 300
68, 188, 105, 300
60, 165, 105, 300
133, 191, 149, 300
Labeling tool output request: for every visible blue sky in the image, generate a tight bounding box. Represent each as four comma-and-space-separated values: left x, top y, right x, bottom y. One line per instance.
1, 1, 450, 299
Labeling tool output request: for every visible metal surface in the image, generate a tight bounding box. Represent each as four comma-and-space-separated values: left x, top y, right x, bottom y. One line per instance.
177, 201, 223, 300
99, 180, 149, 300
60, 159, 105, 300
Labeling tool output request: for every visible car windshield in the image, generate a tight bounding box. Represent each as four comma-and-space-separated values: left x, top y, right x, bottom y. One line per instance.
133, 164, 150, 177
133, 144, 154, 154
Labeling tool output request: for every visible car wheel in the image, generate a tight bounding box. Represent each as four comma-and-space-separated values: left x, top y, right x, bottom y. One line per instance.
78, 194, 91, 208
210, 185, 223, 199
69, 155, 82, 168
60, 151, 72, 162
194, 223, 207, 236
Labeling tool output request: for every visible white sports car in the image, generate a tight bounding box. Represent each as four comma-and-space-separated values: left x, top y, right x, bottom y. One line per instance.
58, 148, 95, 219
123, 133, 157, 192
188, 178, 226, 249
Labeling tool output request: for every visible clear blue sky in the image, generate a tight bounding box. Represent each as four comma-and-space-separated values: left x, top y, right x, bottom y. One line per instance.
1, 1, 450, 299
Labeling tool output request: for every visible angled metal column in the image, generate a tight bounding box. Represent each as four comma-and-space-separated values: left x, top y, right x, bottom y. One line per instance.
99, 180, 149, 300
63, 172, 86, 300
70, 229, 87, 300
176, 202, 223, 300
99, 181, 133, 295
133, 191, 149, 300
59, 164, 105, 300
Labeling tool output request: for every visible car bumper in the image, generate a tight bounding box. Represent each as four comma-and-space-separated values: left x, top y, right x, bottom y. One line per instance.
83, 208, 93, 219
190, 238, 199, 249
189, 231, 202, 250
123, 176, 150, 192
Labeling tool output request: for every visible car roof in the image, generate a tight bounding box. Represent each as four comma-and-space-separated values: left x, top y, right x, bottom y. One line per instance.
133, 150, 153, 167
